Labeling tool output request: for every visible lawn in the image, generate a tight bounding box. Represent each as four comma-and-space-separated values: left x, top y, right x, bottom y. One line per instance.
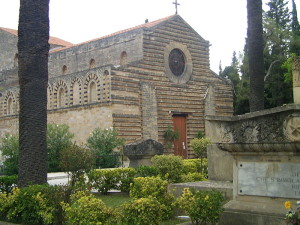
94, 191, 188, 225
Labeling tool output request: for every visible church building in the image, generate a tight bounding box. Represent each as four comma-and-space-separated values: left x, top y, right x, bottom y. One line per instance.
0, 15, 233, 158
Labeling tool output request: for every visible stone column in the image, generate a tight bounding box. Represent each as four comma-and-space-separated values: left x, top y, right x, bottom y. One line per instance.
293, 56, 300, 104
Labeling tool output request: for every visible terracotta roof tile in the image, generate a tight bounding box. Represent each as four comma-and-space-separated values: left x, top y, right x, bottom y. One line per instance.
0, 27, 73, 47
50, 15, 176, 53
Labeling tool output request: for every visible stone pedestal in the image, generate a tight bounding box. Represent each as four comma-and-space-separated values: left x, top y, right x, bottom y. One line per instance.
124, 139, 163, 167
206, 105, 300, 225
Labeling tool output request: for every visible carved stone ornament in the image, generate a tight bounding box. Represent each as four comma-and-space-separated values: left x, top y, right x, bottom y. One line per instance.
283, 113, 300, 141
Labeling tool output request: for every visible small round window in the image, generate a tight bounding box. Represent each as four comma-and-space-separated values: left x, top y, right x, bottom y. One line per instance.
168, 48, 186, 76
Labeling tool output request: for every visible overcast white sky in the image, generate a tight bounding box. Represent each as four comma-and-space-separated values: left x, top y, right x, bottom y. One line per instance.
0, 0, 299, 73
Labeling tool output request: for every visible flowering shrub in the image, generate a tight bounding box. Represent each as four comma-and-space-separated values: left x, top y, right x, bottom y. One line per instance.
130, 176, 175, 219
61, 192, 115, 225
0, 175, 17, 193
177, 188, 224, 225
87, 169, 119, 194
0, 185, 66, 225
284, 201, 300, 225
180, 172, 206, 182
121, 197, 164, 225
115, 167, 136, 192
182, 158, 208, 176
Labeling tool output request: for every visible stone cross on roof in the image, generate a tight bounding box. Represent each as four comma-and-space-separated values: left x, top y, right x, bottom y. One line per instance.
173, 0, 180, 14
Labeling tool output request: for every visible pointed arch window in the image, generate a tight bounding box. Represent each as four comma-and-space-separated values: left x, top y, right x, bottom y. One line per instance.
72, 82, 80, 105
120, 51, 127, 65
89, 59, 96, 69
7, 97, 13, 115
62, 65, 67, 75
57, 87, 65, 107
89, 81, 97, 102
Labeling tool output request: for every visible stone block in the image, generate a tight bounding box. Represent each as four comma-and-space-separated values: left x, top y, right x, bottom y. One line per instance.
207, 144, 233, 181
124, 139, 163, 167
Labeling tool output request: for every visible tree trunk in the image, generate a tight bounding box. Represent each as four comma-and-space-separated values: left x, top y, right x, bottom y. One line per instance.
18, 0, 49, 187
247, 0, 265, 112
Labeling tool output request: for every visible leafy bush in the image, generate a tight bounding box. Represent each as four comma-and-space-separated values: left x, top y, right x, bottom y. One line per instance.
0, 134, 19, 175
121, 197, 164, 225
183, 158, 208, 178
190, 137, 211, 158
136, 165, 160, 177
59, 144, 95, 188
0, 124, 75, 175
0, 175, 17, 193
177, 188, 224, 225
130, 176, 175, 219
47, 124, 74, 172
163, 125, 179, 151
86, 128, 124, 168
115, 168, 136, 192
151, 154, 183, 183
182, 159, 198, 174
62, 192, 114, 225
180, 172, 206, 182
87, 169, 119, 194
2, 185, 66, 225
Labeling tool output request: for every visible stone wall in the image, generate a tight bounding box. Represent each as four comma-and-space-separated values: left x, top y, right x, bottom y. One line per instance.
48, 30, 144, 78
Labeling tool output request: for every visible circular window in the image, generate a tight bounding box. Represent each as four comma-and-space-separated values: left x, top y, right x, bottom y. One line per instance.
169, 48, 186, 76
164, 42, 192, 84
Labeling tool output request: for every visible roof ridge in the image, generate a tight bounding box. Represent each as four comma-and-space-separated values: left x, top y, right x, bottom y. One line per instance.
0, 26, 73, 47
50, 14, 177, 53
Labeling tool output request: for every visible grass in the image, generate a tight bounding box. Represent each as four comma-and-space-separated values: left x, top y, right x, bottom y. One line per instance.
94, 191, 188, 225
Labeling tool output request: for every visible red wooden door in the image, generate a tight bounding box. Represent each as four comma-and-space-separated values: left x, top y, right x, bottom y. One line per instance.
172, 115, 187, 159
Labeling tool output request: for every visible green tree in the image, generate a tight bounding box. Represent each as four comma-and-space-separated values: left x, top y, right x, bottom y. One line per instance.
47, 124, 74, 172
86, 128, 124, 168
263, 0, 293, 108
0, 134, 19, 175
290, 0, 300, 55
18, 0, 50, 187
247, 0, 265, 112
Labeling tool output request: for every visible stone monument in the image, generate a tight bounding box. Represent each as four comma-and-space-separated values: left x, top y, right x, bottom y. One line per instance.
124, 139, 163, 167
205, 57, 300, 225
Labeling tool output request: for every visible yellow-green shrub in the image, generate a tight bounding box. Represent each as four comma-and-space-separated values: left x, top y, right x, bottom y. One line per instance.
121, 197, 164, 225
2, 185, 65, 225
62, 192, 114, 225
151, 155, 183, 183
130, 176, 175, 219
183, 158, 208, 177
180, 172, 207, 182
177, 188, 224, 225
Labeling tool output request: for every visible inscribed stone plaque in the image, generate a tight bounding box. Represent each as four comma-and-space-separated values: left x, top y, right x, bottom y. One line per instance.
238, 162, 300, 198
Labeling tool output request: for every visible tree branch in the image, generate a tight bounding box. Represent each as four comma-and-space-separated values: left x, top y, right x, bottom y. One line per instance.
264, 59, 280, 82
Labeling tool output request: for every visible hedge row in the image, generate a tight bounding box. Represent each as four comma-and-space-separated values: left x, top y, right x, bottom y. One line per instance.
0, 177, 223, 225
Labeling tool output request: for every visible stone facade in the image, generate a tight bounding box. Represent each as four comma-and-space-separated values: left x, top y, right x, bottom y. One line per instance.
0, 15, 233, 158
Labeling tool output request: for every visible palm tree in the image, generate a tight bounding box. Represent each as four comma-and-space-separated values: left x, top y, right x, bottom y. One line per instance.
247, 0, 265, 112
18, 0, 50, 187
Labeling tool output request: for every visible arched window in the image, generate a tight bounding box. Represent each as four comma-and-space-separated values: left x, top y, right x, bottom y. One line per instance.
89, 59, 96, 69
89, 81, 97, 102
120, 51, 127, 65
62, 65, 67, 75
72, 82, 80, 105
7, 97, 13, 115
57, 87, 65, 107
